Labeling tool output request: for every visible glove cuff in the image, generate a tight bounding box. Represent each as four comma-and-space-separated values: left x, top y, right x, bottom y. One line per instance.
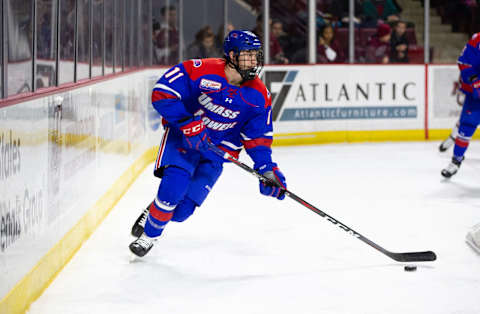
178, 116, 205, 137
255, 162, 278, 175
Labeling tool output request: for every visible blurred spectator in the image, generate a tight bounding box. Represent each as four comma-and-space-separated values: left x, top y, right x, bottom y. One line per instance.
362, 0, 401, 27
152, 20, 161, 63
271, 19, 295, 61
365, 23, 392, 63
60, 1, 75, 60
186, 26, 222, 59
38, 13, 51, 59
390, 20, 409, 63
317, 24, 345, 63
329, 0, 363, 28
252, 15, 289, 64
445, 0, 477, 33
215, 23, 235, 53
270, 19, 289, 64
155, 5, 179, 65
251, 14, 263, 38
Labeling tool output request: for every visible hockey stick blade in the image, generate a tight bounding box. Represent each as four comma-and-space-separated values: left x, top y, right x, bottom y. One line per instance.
387, 251, 437, 262
208, 143, 437, 263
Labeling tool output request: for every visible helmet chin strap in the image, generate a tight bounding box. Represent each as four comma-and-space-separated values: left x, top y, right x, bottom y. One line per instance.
226, 54, 257, 83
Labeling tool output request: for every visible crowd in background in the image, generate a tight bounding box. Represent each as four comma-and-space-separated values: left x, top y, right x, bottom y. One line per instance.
151, 1, 410, 65
151, 0, 480, 66
3, 0, 479, 98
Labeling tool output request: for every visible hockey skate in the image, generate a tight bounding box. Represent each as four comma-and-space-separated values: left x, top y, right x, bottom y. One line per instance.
131, 207, 150, 237
129, 233, 157, 257
438, 136, 455, 152
466, 223, 480, 254
441, 156, 464, 178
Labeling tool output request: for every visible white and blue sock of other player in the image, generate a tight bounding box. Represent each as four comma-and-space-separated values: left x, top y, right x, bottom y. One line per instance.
439, 120, 459, 152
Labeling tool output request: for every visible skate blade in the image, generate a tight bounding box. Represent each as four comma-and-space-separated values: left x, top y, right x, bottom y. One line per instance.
466, 233, 480, 255
128, 252, 143, 263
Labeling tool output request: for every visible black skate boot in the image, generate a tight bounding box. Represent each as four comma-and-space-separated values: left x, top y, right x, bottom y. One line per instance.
129, 233, 156, 257
441, 156, 464, 178
438, 136, 455, 152
131, 206, 150, 237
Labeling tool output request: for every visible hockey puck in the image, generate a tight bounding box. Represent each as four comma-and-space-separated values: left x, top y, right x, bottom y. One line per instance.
404, 265, 417, 272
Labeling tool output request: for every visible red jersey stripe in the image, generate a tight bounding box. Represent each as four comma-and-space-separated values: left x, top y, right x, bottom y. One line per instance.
242, 138, 273, 150
152, 90, 177, 103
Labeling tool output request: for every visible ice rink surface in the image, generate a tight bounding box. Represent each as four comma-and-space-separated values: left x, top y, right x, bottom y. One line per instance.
29, 141, 480, 314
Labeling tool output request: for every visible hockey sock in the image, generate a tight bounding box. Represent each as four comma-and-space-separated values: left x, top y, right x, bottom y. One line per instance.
144, 201, 173, 238
453, 123, 476, 161
171, 197, 197, 222
144, 166, 191, 238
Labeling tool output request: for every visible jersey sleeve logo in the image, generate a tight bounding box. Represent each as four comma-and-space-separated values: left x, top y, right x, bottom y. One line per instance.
193, 59, 202, 67
200, 79, 222, 91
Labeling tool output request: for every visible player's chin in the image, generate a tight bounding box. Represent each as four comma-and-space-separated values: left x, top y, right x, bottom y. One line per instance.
240, 65, 256, 70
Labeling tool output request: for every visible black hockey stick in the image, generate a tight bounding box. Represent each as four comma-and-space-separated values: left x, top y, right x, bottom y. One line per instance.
209, 144, 437, 263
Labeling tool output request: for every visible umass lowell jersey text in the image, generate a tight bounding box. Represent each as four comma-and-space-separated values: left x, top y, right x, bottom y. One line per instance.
152, 58, 273, 167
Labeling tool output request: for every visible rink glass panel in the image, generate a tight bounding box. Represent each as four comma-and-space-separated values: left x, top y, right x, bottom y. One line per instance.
91, 0, 103, 77
7, 0, 34, 96
114, 0, 124, 73
36, 0, 58, 89
76, 0, 91, 81
58, 0, 75, 85
104, 0, 113, 74
181, 0, 223, 61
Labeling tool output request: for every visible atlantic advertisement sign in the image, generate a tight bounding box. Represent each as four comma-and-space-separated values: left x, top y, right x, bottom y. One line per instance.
262, 65, 425, 133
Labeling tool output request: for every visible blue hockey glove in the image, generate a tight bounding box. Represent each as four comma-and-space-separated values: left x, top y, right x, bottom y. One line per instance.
178, 116, 210, 152
256, 163, 287, 200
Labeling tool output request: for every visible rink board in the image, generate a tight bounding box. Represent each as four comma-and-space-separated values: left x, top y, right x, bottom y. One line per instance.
0, 64, 476, 314
0, 70, 165, 314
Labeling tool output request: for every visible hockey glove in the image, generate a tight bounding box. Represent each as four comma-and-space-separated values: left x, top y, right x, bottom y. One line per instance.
178, 116, 210, 152
256, 163, 287, 200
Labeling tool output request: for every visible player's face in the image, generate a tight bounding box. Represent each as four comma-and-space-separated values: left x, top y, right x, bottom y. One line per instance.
322, 26, 334, 42
395, 22, 406, 35
237, 50, 258, 70
272, 23, 282, 37
202, 36, 214, 48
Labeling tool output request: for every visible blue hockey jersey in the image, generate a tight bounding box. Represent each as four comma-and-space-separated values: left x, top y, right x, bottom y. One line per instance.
458, 32, 480, 97
152, 58, 274, 167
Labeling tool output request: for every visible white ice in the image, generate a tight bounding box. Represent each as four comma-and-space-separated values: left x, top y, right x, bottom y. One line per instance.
28, 141, 480, 314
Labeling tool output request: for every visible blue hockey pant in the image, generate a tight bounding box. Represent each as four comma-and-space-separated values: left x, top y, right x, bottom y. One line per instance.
144, 127, 223, 238
453, 94, 480, 161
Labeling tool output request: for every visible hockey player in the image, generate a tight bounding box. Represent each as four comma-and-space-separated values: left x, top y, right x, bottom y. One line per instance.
441, 33, 480, 178
129, 30, 287, 257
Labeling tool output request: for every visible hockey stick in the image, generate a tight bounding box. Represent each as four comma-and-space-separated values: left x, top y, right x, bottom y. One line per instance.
209, 144, 437, 263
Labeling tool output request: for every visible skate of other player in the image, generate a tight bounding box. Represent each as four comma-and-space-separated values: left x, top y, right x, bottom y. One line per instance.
439, 78, 464, 153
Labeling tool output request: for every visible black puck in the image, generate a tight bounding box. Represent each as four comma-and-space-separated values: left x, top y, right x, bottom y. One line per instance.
404, 265, 417, 272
